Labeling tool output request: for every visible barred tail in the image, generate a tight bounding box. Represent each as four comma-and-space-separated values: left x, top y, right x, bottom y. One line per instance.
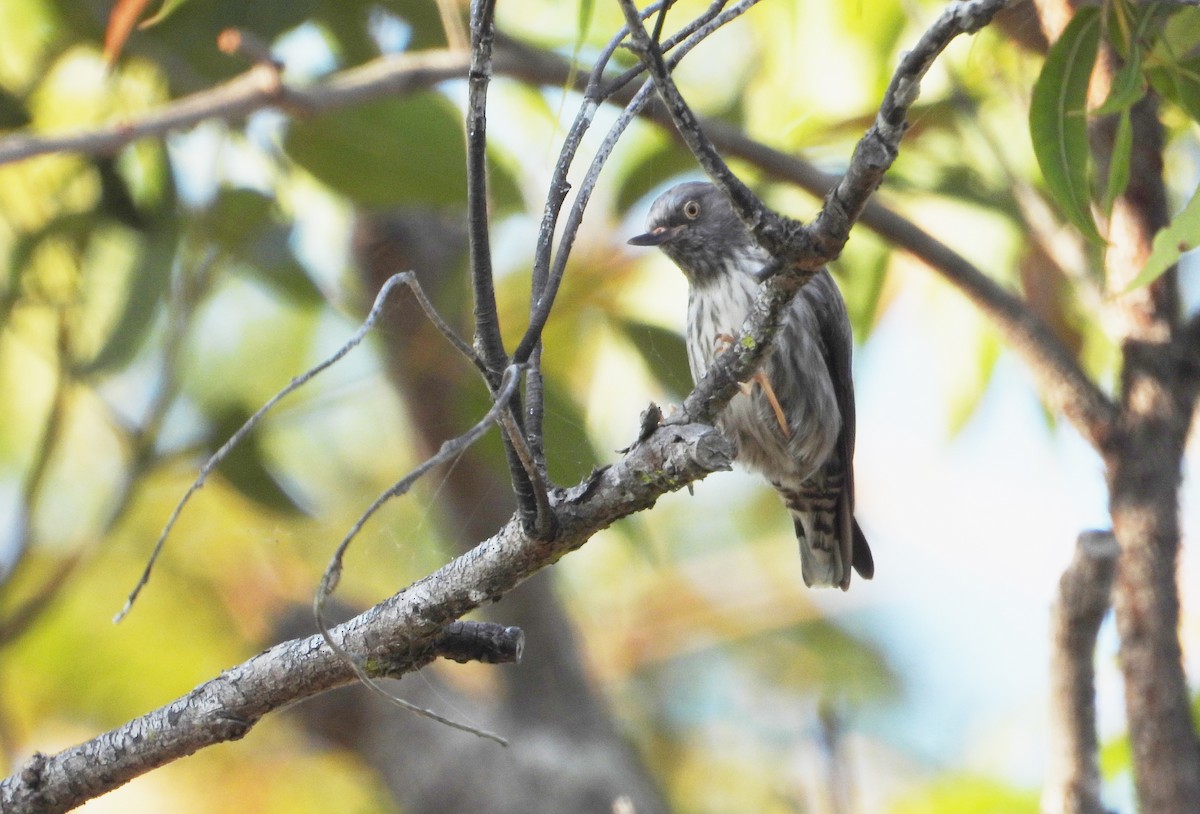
779, 476, 873, 590
791, 507, 847, 589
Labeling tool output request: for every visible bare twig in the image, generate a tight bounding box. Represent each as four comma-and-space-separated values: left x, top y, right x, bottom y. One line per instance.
517, 2, 655, 471
116, 272, 450, 622
465, 0, 547, 532
1044, 530, 1118, 814
497, 403, 555, 538
0, 612, 524, 813
465, 0, 506, 380
436, 0, 469, 52
314, 363, 521, 617
516, 0, 752, 362
434, 620, 525, 664
618, 0, 774, 252
312, 365, 522, 745
688, 114, 1118, 449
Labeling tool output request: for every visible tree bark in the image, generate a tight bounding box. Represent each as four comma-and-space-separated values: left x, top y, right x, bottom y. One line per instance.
1045, 530, 1118, 814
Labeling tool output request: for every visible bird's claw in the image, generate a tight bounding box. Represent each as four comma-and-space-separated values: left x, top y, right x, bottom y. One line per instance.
714, 335, 790, 438
751, 370, 791, 438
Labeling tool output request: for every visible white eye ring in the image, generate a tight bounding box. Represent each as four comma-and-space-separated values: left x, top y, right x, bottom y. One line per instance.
683, 200, 701, 219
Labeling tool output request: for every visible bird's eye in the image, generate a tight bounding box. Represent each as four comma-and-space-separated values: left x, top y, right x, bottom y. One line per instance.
683, 200, 701, 219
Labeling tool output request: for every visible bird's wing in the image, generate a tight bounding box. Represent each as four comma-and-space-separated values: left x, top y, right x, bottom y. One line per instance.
806, 270, 873, 584
803, 270, 856, 500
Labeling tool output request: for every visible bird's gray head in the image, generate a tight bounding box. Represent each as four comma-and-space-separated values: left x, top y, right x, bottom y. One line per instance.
627, 181, 758, 284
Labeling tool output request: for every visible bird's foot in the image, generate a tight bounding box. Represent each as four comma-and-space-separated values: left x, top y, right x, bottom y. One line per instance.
714, 334, 790, 438
751, 370, 791, 438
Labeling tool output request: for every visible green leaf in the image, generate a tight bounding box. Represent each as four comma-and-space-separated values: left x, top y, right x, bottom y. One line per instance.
1030, 7, 1104, 243
1103, 109, 1133, 210
76, 220, 179, 375
210, 406, 308, 516
1093, 49, 1145, 116
1147, 54, 1200, 125
1144, 7, 1200, 124
200, 187, 274, 251
284, 94, 467, 207
234, 227, 324, 306
616, 318, 693, 397
1124, 183, 1200, 292
0, 84, 30, 129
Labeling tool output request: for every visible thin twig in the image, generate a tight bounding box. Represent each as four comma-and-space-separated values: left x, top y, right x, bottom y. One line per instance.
672, 112, 1116, 448
115, 272, 422, 622
465, 0, 544, 532
618, 0, 1083, 440
515, 0, 760, 366
436, 0, 469, 52
0, 51, 476, 168
465, 0, 506, 381
497, 403, 555, 538
618, 0, 775, 253
313, 364, 523, 746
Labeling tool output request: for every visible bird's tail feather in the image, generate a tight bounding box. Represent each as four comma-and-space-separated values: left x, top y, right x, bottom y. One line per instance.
791, 509, 873, 590
793, 510, 846, 589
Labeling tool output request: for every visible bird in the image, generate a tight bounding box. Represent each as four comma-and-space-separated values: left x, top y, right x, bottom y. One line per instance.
628, 181, 873, 590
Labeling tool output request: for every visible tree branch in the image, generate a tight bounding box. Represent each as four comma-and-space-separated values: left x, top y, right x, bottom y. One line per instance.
0, 620, 522, 814
464, 0, 550, 533
0, 418, 731, 814
619, 0, 1069, 438
0, 51, 478, 167
502, 31, 1118, 449
1045, 530, 1119, 814
465, 0, 506, 378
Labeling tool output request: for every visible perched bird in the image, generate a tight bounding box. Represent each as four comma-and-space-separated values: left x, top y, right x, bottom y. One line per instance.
628, 181, 873, 589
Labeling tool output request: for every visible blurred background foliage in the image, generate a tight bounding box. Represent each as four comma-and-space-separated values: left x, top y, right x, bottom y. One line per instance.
0, 0, 1197, 812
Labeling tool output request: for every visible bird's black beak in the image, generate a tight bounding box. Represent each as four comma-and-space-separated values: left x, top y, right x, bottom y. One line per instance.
627, 225, 677, 246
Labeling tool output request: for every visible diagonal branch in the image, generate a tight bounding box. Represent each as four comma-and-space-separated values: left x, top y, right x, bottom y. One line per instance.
0, 416, 732, 814
0, 619, 523, 814
619, 0, 1062, 435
